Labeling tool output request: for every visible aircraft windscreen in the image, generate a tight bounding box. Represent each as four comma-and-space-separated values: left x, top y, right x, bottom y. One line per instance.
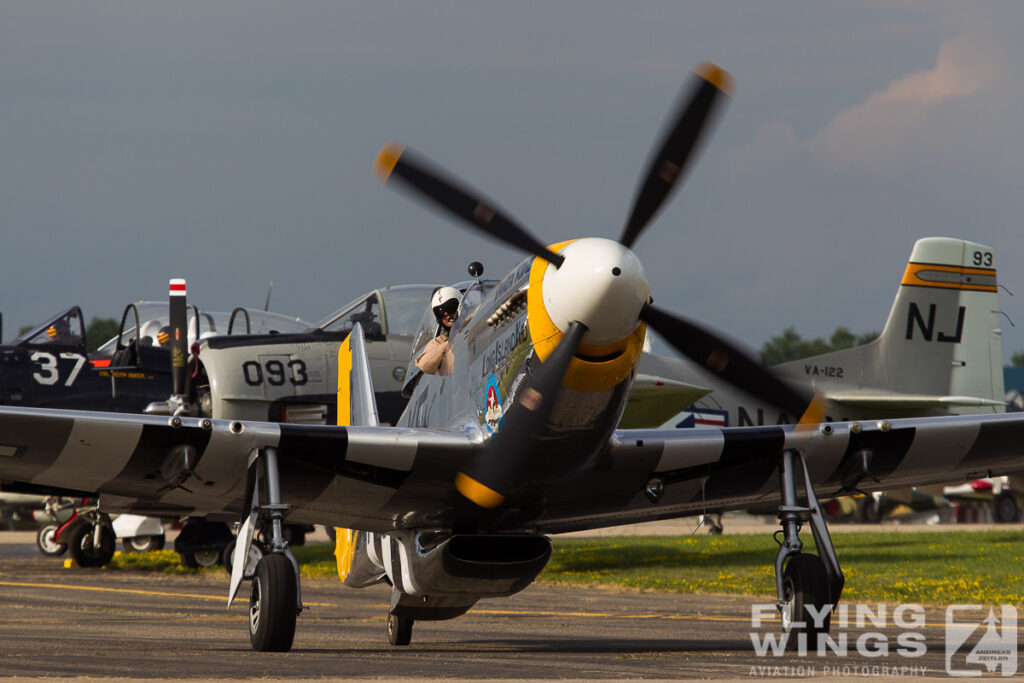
13, 307, 85, 347
315, 285, 438, 337
380, 285, 438, 337
319, 295, 383, 336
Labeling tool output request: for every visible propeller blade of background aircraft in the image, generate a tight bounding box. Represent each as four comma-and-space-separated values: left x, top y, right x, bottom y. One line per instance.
374, 143, 565, 268
456, 321, 587, 508
169, 279, 188, 397
619, 63, 733, 249
639, 303, 824, 426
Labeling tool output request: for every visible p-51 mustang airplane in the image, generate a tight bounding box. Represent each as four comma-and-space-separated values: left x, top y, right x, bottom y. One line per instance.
1, 63, 1022, 654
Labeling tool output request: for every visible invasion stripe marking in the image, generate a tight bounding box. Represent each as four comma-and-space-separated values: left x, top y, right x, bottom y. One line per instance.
92, 423, 213, 502
822, 426, 916, 485
960, 419, 1024, 470
277, 425, 409, 508
784, 425, 850, 482
887, 419, 978, 483
306, 475, 397, 520
277, 425, 348, 506
660, 427, 785, 499
0, 412, 75, 481
346, 430, 417, 471
707, 427, 786, 499
33, 418, 143, 491
654, 431, 724, 472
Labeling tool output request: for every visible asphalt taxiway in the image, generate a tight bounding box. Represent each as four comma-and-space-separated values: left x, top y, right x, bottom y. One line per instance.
0, 534, 996, 680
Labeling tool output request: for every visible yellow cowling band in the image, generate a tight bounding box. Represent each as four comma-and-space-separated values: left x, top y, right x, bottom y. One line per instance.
525, 240, 646, 392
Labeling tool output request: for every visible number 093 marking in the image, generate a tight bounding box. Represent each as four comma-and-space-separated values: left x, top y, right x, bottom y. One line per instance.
242, 359, 309, 387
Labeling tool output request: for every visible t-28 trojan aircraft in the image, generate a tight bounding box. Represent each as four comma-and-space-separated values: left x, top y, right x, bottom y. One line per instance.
672, 235, 1006, 431
1, 63, 1023, 653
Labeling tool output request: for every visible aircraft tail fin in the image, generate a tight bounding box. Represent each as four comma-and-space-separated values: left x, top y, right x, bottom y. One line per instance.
337, 323, 379, 427
781, 237, 1004, 414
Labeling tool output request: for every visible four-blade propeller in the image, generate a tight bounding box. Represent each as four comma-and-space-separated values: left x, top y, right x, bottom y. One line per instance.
377, 62, 822, 508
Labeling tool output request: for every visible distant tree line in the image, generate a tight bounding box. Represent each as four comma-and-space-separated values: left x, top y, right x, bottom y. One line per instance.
759, 326, 879, 366
760, 327, 1024, 368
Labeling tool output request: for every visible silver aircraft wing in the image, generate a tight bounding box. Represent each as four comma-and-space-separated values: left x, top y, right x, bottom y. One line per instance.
0, 406, 482, 532
3, 406, 1023, 536
531, 412, 1024, 534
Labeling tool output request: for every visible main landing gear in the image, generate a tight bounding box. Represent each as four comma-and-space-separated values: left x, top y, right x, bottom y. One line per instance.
228, 447, 304, 652
773, 449, 844, 647
387, 612, 413, 646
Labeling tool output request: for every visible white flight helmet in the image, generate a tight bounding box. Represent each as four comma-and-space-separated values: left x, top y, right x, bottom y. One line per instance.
431, 286, 461, 327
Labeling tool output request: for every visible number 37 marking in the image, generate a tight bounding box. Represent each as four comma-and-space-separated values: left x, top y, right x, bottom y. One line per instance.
31, 352, 87, 386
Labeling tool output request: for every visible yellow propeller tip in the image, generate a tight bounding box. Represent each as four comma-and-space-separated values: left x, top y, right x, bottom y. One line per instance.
373, 142, 406, 183
795, 393, 828, 431
455, 472, 505, 508
694, 62, 734, 96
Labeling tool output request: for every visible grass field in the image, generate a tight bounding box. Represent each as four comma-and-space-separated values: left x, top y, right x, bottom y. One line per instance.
108, 529, 1024, 606
538, 531, 1024, 605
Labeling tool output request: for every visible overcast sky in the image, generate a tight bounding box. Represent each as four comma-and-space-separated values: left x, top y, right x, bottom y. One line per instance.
3, 2, 1023, 363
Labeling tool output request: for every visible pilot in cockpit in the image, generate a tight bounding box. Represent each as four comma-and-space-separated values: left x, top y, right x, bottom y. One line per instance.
415, 287, 460, 376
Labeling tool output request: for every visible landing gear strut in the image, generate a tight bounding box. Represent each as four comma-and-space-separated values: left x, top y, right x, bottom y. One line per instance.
773, 449, 844, 645
228, 447, 304, 652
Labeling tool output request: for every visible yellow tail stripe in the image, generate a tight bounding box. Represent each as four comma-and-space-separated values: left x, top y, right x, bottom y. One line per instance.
337, 334, 353, 427
901, 262, 997, 292
334, 336, 358, 582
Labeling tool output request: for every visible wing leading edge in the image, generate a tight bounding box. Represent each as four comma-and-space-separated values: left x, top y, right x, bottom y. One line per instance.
0, 406, 482, 531
531, 412, 1024, 534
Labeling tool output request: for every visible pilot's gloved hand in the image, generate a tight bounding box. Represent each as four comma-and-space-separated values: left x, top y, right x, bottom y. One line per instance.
415, 336, 451, 375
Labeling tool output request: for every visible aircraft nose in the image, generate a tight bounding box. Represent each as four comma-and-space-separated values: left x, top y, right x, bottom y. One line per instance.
540, 238, 649, 345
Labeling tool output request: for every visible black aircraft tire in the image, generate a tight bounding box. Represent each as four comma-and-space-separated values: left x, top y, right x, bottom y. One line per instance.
994, 491, 1019, 523
180, 549, 221, 569
782, 553, 831, 649
37, 524, 67, 557
387, 613, 413, 646
249, 554, 298, 652
122, 534, 166, 553
854, 497, 882, 524
68, 523, 116, 568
